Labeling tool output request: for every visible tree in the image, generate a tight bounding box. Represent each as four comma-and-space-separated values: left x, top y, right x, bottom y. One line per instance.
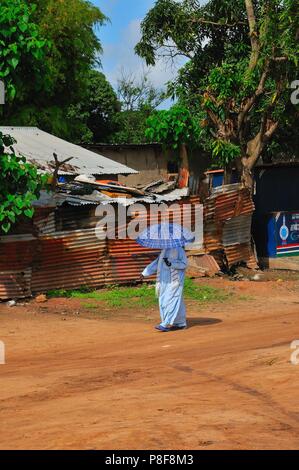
0, 0, 49, 105
0, 132, 47, 234
65, 70, 120, 143
29, 0, 107, 105
136, 0, 299, 188
108, 110, 152, 145
0, 1, 49, 233
145, 105, 202, 168
117, 69, 164, 112
108, 70, 165, 144
3, 0, 108, 142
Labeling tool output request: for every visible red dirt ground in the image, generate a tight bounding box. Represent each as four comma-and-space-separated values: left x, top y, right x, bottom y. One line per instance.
0, 278, 299, 450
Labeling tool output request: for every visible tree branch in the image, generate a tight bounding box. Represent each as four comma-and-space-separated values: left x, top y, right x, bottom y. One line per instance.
264, 120, 279, 141
272, 56, 288, 62
51, 153, 74, 191
238, 62, 270, 135
191, 17, 247, 28
245, 0, 260, 71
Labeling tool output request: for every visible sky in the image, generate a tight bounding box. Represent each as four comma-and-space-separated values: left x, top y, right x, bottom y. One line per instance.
91, 0, 187, 108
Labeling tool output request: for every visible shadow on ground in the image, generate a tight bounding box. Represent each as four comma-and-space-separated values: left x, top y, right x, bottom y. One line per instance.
188, 317, 222, 328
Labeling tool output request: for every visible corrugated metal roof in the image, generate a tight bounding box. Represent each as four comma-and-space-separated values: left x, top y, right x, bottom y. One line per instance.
204, 222, 222, 252
0, 127, 138, 176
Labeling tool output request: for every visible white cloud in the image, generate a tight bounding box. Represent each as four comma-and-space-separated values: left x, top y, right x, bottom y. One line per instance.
102, 19, 187, 108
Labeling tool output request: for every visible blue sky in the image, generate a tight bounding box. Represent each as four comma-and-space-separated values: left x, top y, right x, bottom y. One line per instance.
90, 0, 186, 107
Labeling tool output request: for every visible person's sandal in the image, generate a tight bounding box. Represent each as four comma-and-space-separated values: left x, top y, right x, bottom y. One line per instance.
155, 324, 171, 332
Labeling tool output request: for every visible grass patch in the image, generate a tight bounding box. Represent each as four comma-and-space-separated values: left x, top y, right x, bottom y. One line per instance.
77, 284, 157, 308
184, 278, 230, 303
48, 284, 157, 308
47, 278, 230, 309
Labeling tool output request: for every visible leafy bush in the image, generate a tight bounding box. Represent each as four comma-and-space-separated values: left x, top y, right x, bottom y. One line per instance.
0, 132, 47, 233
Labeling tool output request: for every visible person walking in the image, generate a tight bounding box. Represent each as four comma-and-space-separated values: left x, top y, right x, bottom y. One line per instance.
137, 223, 194, 333
141, 247, 188, 332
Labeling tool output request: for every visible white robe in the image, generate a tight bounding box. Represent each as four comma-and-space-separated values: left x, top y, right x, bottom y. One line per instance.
142, 247, 188, 328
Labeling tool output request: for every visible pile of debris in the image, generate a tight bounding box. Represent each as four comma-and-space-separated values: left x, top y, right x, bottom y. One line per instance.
57, 176, 180, 203
204, 183, 258, 270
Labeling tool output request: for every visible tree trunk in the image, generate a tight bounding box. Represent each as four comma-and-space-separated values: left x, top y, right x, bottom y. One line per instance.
241, 162, 254, 191
178, 143, 190, 189
223, 165, 232, 185
245, 0, 260, 71
180, 143, 189, 171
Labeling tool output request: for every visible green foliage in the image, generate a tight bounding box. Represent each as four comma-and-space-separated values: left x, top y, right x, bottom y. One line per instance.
136, 0, 299, 170
136, 0, 250, 69
117, 70, 164, 112
0, 132, 47, 234
211, 140, 241, 166
3, 0, 109, 143
29, 0, 107, 104
0, 0, 49, 101
145, 105, 202, 150
208, 60, 257, 101
109, 110, 150, 145
65, 70, 120, 143
108, 71, 165, 145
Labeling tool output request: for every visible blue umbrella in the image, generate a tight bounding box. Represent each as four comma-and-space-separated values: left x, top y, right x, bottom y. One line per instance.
136, 223, 195, 249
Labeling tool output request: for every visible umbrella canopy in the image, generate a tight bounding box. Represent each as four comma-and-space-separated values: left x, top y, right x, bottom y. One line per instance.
136, 223, 195, 249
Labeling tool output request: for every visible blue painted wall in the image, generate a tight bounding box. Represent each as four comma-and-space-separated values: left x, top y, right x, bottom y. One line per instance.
253, 166, 299, 257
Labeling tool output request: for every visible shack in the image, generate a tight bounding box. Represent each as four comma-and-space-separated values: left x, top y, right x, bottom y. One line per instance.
206, 163, 299, 270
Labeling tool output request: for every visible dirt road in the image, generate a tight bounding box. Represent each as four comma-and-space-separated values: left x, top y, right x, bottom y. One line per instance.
1, 278, 299, 450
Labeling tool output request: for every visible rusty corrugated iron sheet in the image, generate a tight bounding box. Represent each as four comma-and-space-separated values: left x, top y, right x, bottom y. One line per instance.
187, 254, 220, 277
105, 255, 157, 285
225, 243, 258, 269
0, 237, 38, 271
31, 228, 107, 292
108, 238, 158, 257
223, 215, 252, 247
0, 269, 32, 299
204, 222, 222, 252
215, 189, 254, 222
203, 185, 257, 269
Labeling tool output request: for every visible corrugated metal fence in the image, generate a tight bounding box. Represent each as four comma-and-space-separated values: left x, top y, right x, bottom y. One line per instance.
0, 197, 200, 299
0, 186, 257, 300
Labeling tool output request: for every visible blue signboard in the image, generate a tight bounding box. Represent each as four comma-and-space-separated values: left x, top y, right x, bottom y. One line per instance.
275, 212, 299, 257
